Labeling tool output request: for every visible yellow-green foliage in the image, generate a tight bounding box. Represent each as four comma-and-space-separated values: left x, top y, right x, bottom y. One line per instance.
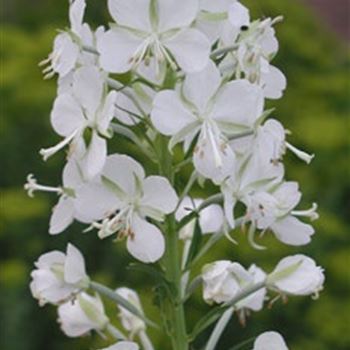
0, 0, 349, 349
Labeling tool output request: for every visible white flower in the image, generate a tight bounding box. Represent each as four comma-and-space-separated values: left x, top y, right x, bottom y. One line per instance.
252, 331, 289, 350
40, 66, 116, 179
97, 0, 210, 75
175, 196, 224, 240
40, 0, 102, 80
30, 244, 89, 306
25, 143, 93, 234
116, 288, 145, 337
202, 261, 253, 305
244, 182, 318, 246
151, 60, 264, 183
267, 255, 325, 297
196, 0, 248, 45
100, 342, 139, 350
58, 292, 109, 337
75, 154, 178, 263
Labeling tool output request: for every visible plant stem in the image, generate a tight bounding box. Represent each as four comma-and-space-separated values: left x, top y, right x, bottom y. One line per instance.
159, 135, 188, 350
106, 324, 126, 340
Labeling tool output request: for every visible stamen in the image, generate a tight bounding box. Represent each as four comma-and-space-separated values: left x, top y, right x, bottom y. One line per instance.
24, 174, 63, 197
286, 142, 315, 164
291, 203, 319, 221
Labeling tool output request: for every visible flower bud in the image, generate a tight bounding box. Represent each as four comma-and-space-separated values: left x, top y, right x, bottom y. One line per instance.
116, 287, 146, 336
30, 243, 89, 306
253, 331, 289, 350
267, 254, 325, 297
58, 292, 109, 337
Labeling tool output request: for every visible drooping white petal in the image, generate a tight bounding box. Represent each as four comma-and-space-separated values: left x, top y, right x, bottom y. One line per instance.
183, 60, 222, 113
222, 183, 237, 228
141, 176, 178, 214
63, 156, 84, 189
83, 132, 107, 180
101, 342, 140, 350
64, 243, 87, 284
49, 197, 75, 235
157, 0, 199, 33
253, 331, 289, 350
51, 94, 85, 137
97, 29, 144, 73
75, 183, 121, 222
211, 80, 264, 131
151, 90, 197, 135
228, 1, 250, 29
261, 65, 287, 99
271, 216, 314, 246
102, 154, 145, 196
127, 215, 165, 263
108, 0, 152, 32
163, 28, 210, 73
69, 0, 86, 35
99, 91, 117, 132
193, 125, 236, 184
73, 66, 104, 116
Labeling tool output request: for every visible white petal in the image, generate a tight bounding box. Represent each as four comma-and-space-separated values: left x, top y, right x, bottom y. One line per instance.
102, 154, 145, 196
261, 65, 287, 100
183, 60, 221, 113
97, 29, 143, 73
253, 331, 289, 350
211, 80, 264, 130
51, 94, 85, 137
69, 0, 86, 35
163, 28, 210, 73
199, 204, 224, 234
108, 0, 152, 32
83, 132, 107, 180
99, 91, 117, 132
158, 0, 199, 32
151, 90, 196, 135
75, 183, 120, 222
49, 197, 75, 235
222, 184, 236, 228
127, 215, 165, 263
271, 216, 314, 246
141, 176, 178, 214
63, 157, 84, 189
103, 342, 139, 350
35, 251, 65, 269
260, 27, 279, 56
52, 34, 79, 77
273, 182, 301, 213
73, 66, 104, 116
228, 2, 250, 29
64, 243, 87, 284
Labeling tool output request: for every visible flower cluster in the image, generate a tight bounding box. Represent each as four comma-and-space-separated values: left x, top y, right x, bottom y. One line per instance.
26, 0, 325, 349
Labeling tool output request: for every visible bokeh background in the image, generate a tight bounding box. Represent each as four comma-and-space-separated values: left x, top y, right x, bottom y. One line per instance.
1, 0, 349, 349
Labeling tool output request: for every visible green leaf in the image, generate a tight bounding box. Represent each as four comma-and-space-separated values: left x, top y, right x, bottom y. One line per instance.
185, 219, 203, 269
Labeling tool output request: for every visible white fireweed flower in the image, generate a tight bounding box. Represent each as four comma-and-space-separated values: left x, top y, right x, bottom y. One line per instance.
175, 196, 224, 240
213, 6, 286, 100
243, 181, 318, 246
116, 288, 146, 337
40, 66, 116, 179
75, 154, 178, 263
252, 331, 289, 350
97, 0, 210, 76
40, 0, 102, 80
25, 144, 93, 234
202, 261, 252, 305
267, 255, 325, 297
196, 0, 249, 44
151, 60, 264, 183
115, 83, 155, 126
30, 244, 89, 306
100, 343, 140, 350
58, 292, 109, 337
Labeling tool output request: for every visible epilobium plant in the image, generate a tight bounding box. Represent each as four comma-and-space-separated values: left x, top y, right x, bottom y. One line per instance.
26, 0, 324, 349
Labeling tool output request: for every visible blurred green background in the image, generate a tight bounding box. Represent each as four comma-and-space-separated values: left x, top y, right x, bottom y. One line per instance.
1, 0, 349, 349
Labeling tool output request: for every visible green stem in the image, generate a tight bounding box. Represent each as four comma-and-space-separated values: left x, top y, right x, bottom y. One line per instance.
159, 135, 188, 350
